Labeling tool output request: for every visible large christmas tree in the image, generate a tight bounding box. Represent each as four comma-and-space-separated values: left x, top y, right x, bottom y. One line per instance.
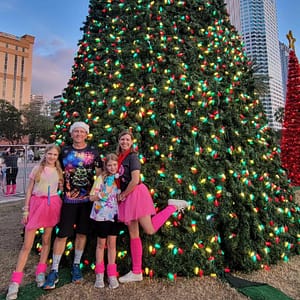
50, 0, 299, 278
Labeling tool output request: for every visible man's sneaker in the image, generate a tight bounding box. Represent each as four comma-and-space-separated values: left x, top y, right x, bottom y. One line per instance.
36, 272, 45, 288
94, 273, 104, 288
71, 264, 83, 284
43, 270, 59, 290
6, 282, 19, 300
108, 276, 119, 289
119, 271, 143, 283
168, 199, 188, 212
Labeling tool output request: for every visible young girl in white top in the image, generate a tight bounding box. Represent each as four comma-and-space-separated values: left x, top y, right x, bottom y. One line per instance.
90, 153, 120, 289
6, 144, 63, 300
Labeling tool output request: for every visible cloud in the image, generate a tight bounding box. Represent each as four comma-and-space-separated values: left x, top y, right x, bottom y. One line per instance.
32, 46, 76, 100
34, 37, 68, 56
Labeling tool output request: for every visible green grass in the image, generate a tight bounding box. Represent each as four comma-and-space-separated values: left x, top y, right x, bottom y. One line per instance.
0, 268, 71, 300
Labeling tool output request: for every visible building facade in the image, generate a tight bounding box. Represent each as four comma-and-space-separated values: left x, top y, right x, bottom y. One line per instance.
225, 0, 284, 130
0, 32, 35, 110
46, 94, 62, 119
279, 41, 289, 101
30, 94, 45, 115
224, 0, 242, 33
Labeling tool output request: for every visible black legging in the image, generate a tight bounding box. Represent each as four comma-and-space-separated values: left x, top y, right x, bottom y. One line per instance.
6, 167, 18, 185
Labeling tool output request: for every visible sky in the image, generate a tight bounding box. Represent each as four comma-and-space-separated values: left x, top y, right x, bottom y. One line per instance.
0, 0, 299, 101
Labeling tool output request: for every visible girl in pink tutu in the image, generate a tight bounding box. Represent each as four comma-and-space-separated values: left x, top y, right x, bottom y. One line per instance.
116, 130, 188, 283
6, 144, 63, 300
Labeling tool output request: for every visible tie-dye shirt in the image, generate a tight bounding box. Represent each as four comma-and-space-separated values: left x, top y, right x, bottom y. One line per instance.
30, 166, 60, 196
90, 174, 119, 221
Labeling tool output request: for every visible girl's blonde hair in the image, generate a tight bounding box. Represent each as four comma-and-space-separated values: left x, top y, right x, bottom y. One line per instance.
116, 130, 136, 155
34, 144, 64, 184
102, 153, 118, 181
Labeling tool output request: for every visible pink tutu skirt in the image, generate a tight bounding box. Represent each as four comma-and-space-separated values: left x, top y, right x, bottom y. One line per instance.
118, 183, 156, 224
25, 194, 62, 230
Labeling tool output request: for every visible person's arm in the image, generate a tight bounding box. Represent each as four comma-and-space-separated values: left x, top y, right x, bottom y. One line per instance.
94, 154, 103, 177
95, 167, 102, 177
89, 176, 102, 201
118, 170, 140, 202
22, 178, 35, 224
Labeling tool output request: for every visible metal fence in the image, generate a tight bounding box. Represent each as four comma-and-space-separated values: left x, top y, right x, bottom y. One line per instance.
0, 144, 48, 201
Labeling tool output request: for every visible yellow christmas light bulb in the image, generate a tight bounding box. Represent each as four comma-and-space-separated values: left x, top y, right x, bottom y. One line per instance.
168, 243, 175, 250
193, 243, 199, 249
205, 247, 212, 254
249, 251, 255, 257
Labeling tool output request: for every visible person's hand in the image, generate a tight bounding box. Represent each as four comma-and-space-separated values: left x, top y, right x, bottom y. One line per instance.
118, 193, 126, 202
22, 214, 28, 225
22, 207, 29, 225
89, 195, 98, 202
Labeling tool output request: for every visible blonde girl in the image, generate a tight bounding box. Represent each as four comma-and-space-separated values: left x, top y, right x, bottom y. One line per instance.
6, 144, 63, 300
90, 153, 120, 289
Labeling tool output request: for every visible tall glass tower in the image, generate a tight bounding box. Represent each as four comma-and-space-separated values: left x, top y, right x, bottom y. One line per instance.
225, 0, 284, 130
279, 41, 289, 101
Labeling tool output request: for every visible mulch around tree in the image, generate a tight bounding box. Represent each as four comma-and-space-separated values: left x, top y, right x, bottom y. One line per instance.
0, 200, 299, 300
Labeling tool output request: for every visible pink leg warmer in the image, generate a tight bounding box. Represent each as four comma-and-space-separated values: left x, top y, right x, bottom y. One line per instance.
95, 262, 105, 274
151, 205, 176, 232
107, 263, 117, 276
11, 271, 23, 284
130, 238, 142, 274
35, 263, 47, 275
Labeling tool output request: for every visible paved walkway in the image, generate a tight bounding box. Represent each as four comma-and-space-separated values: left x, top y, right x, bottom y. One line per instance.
0, 193, 24, 204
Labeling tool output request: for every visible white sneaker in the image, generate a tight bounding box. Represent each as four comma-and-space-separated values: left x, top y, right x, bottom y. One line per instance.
168, 199, 188, 212
108, 276, 119, 289
119, 271, 143, 283
6, 282, 19, 300
94, 273, 105, 288
36, 272, 45, 288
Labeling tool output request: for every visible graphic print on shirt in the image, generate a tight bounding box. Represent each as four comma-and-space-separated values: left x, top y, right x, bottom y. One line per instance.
62, 146, 98, 202
90, 175, 119, 221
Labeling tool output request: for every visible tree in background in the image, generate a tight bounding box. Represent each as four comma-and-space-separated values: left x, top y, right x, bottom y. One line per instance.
281, 32, 300, 186
44, 0, 299, 277
21, 103, 54, 145
0, 99, 23, 144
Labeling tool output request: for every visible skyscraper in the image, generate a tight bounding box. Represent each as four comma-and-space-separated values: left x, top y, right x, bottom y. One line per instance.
47, 94, 62, 119
0, 32, 35, 110
225, 0, 284, 130
30, 94, 45, 115
224, 0, 242, 33
279, 41, 289, 101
